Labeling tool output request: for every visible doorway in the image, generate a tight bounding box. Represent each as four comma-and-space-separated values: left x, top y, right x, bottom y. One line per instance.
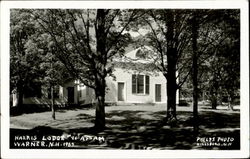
67, 87, 74, 104
155, 84, 161, 102
118, 82, 125, 101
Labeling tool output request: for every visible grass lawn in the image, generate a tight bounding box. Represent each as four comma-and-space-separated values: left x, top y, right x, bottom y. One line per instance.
10, 104, 240, 149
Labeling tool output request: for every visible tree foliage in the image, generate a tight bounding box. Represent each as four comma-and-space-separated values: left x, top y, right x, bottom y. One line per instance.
197, 10, 240, 109
27, 9, 141, 129
134, 9, 193, 121
10, 9, 44, 105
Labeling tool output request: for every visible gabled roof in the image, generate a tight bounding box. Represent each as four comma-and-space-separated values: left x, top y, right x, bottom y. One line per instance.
113, 46, 158, 71
114, 46, 154, 64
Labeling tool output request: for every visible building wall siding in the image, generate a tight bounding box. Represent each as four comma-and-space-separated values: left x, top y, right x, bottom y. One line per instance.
82, 68, 167, 105
109, 68, 167, 104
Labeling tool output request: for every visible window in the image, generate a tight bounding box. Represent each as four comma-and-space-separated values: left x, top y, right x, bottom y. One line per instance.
132, 74, 150, 94
146, 75, 149, 94
135, 49, 146, 59
48, 86, 59, 99
132, 75, 137, 94
137, 75, 144, 93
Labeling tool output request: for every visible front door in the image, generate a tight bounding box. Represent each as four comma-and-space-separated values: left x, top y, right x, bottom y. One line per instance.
67, 87, 74, 104
118, 82, 125, 101
155, 84, 161, 102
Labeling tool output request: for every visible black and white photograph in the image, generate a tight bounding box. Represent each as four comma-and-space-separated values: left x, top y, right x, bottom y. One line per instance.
1, 0, 249, 158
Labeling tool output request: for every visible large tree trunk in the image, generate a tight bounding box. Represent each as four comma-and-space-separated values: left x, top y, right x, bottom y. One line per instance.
95, 94, 105, 130
166, 88, 177, 120
166, 63, 177, 121
192, 13, 199, 135
94, 9, 108, 131
165, 11, 178, 121
94, 78, 106, 131
51, 85, 55, 120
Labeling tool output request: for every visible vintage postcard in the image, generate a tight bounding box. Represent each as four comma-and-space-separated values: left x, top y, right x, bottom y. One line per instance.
1, 0, 249, 158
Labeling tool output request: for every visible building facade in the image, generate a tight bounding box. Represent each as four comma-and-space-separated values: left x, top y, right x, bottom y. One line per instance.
59, 46, 178, 105
11, 46, 178, 107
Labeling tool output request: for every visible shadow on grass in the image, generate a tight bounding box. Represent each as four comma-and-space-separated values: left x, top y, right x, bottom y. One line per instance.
10, 104, 94, 116
10, 109, 240, 150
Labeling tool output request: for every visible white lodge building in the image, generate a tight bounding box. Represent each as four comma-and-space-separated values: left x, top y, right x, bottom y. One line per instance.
59, 46, 175, 106
11, 46, 178, 107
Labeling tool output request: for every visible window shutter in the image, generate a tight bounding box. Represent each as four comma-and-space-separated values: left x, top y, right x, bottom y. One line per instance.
132, 74, 137, 94
146, 75, 150, 94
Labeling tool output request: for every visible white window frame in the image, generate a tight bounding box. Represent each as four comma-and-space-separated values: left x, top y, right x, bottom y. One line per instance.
132, 74, 149, 95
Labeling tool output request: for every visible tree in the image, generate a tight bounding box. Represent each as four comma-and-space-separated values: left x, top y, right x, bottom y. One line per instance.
24, 32, 60, 119
136, 10, 193, 122
188, 9, 216, 134
30, 9, 141, 130
138, 9, 239, 126
182, 9, 240, 135
197, 10, 240, 109
37, 45, 69, 120
39, 49, 70, 119
191, 11, 199, 135
10, 9, 43, 106
214, 10, 240, 110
